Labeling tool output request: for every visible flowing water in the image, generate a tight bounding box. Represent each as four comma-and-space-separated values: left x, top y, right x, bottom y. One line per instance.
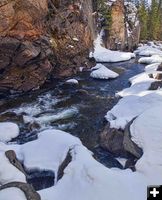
0, 58, 145, 189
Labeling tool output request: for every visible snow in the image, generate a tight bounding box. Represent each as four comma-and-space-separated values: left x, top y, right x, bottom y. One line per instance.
116, 158, 127, 167
0, 151, 26, 185
135, 43, 162, 56
90, 34, 135, 63
0, 123, 161, 200
131, 106, 162, 184
145, 63, 160, 72
106, 90, 162, 129
135, 46, 162, 56
66, 79, 79, 84
139, 55, 162, 64
0, 188, 26, 200
16, 130, 81, 179
39, 145, 146, 200
90, 64, 119, 79
0, 122, 19, 142
117, 72, 155, 97
72, 37, 79, 42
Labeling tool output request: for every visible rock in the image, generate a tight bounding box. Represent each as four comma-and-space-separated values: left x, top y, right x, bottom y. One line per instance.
99, 120, 143, 158
5, 150, 26, 176
75, 89, 89, 96
101, 0, 140, 51
50, 0, 96, 78
0, 0, 96, 93
57, 150, 72, 181
0, 182, 41, 200
125, 158, 137, 171
149, 81, 162, 90
0, 36, 52, 93
112, 67, 126, 75
155, 63, 162, 80
0, 0, 48, 38
123, 119, 143, 159
108, 0, 125, 50
99, 123, 126, 157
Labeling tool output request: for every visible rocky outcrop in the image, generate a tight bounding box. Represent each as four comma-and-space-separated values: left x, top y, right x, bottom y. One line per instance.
107, 0, 125, 50
101, 0, 140, 51
0, 0, 96, 93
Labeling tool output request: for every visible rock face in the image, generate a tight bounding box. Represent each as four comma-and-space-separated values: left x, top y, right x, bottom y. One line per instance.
102, 0, 140, 51
99, 120, 143, 158
107, 0, 125, 50
0, 0, 95, 93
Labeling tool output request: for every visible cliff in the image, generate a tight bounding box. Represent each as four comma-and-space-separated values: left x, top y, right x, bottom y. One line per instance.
0, 0, 96, 93
101, 0, 140, 51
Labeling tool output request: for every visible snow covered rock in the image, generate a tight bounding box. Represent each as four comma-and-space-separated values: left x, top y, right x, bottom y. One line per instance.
90, 34, 135, 63
39, 145, 146, 200
0, 122, 19, 142
135, 45, 162, 56
65, 79, 79, 84
145, 63, 160, 72
17, 130, 81, 178
0, 182, 41, 200
0, 188, 26, 200
0, 152, 26, 185
131, 106, 162, 184
90, 64, 119, 79
139, 55, 162, 64
117, 72, 155, 97
106, 90, 162, 129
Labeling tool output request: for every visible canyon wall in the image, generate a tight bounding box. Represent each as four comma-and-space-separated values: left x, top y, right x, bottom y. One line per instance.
0, 0, 96, 93
102, 0, 140, 51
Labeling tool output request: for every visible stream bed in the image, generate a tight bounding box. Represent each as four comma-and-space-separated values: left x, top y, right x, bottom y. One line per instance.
0, 58, 145, 190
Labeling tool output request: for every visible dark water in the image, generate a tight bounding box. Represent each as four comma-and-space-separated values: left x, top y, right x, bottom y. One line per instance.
0, 58, 145, 190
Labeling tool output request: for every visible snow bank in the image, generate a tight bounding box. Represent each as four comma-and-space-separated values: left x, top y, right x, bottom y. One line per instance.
0, 122, 19, 142
139, 55, 162, 64
135, 46, 162, 56
17, 130, 81, 177
90, 34, 135, 63
0, 125, 161, 200
90, 64, 119, 79
117, 72, 155, 97
145, 63, 160, 72
0, 188, 26, 200
131, 106, 162, 184
0, 151, 26, 185
106, 90, 162, 129
39, 145, 146, 200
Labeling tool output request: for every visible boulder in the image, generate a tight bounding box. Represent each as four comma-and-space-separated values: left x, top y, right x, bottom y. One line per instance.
99, 120, 143, 159
5, 150, 26, 176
